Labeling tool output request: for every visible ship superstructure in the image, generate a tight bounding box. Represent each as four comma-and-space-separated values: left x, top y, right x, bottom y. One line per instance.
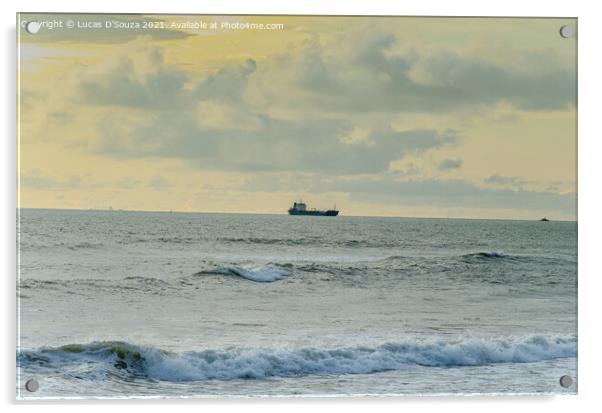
288, 202, 339, 216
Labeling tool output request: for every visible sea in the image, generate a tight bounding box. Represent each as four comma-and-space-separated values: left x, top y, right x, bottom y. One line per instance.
16, 208, 577, 398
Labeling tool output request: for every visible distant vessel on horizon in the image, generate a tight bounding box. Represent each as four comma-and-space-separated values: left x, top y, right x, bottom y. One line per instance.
288, 201, 339, 216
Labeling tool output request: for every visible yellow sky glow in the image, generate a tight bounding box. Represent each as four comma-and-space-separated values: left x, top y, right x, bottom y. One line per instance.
18, 14, 577, 220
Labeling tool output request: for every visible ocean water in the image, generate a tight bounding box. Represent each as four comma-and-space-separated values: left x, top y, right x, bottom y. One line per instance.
16, 209, 577, 398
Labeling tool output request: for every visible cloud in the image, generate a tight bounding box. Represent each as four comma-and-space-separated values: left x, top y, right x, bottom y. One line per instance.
93, 112, 458, 174
67, 30, 573, 179
80, 46, 188, 109
243, 173, 575, 215
485, 174, 525, 187
195, 59, 256, 103
19, 172, 99, 190
251, 31, 575, 113
407, 51, 574, 111
196, 101, 264, 131
26, 30, 573, 216
19, 19, 576, 218
80, 52, 255, 112
148, 176, 172, 191
438, 159, 462, 171
339, 127, 373, 145
116, 177, 141, 189
76, 45, 458, 174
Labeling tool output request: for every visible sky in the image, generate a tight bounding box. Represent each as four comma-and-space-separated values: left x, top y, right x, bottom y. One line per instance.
17, 14, 577, 220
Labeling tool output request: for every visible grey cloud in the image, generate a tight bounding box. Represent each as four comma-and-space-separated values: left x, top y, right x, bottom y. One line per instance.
259, 33, 574, 113
485, 174, 525, 187
343, 179, 575, 214
80, 55, 255, 110
243, 173, 575, 216
93, 110, 457, 174
377, 180, 569, 214
81, 54, 188, 109
76, 37, 570, 178
419, 52, 574, 111
81, 49, 458, 174
392, 164, 420, 177
294, 46, 346, 93
438, 159, 462, 171
195, 59, 257, 102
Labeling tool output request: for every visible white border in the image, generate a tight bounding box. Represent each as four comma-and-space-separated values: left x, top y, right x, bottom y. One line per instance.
3, 0, 602, 412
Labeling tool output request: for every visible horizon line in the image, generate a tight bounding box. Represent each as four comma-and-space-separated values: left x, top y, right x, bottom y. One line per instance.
15, 207, 577, 223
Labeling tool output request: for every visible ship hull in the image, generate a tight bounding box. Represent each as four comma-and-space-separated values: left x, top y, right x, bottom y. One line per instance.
288, 210, 339, 216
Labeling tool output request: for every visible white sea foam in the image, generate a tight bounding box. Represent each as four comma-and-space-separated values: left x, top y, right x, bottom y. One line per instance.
480, 251, 506, 258
19, 335, 577, 382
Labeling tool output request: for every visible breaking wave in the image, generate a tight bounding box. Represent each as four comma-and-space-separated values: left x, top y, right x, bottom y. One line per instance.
18, 335, 576, 382
197, 265, 290, 282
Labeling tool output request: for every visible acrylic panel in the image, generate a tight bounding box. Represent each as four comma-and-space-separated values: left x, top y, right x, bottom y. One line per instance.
16, 13, 577, 398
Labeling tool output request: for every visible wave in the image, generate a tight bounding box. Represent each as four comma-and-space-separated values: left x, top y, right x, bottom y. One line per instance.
385, 251, 520, 264
18, 335, 576, 382
67, 242, 105, 250
197, 265, 290, 282
219, 237, 388, 248
18, 276, 174, 294
460, 251, 514, 262
466, 251, 507, 258
126, 236, 377, 248
19, 241, 105, 250
458, 251, 575, 266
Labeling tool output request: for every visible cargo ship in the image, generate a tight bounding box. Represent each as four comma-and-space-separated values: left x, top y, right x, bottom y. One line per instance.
288, 202, 339, 216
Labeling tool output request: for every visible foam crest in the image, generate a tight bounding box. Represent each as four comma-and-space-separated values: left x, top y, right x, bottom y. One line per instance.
19, 335, 576, 382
